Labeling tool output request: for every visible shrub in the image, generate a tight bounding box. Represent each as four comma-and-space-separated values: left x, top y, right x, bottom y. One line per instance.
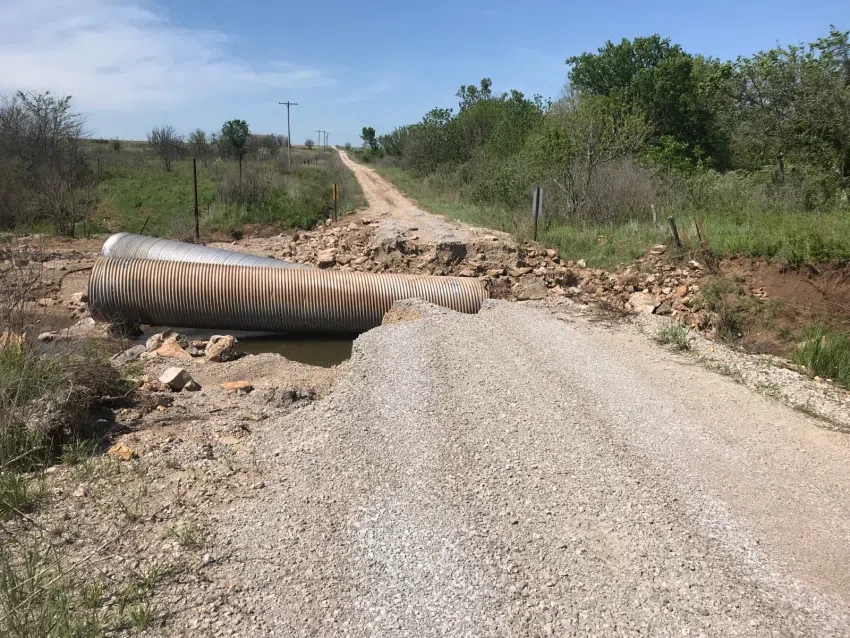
0, 341, 131, 472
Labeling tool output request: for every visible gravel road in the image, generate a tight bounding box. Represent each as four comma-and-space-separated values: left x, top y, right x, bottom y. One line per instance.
181, 300, 850, 637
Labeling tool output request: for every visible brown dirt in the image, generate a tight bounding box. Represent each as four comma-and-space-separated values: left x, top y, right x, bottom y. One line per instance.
713, 258, 850, 356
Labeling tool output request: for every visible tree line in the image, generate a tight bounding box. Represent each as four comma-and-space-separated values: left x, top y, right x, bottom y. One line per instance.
147, 121, 289, 173
359, 26, 850, 226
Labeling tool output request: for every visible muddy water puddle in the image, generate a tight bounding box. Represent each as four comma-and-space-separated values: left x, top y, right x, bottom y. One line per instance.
140, 327, 354, 368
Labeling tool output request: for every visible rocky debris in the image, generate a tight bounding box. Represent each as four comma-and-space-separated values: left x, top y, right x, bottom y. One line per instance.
152, 337, 192, 361
69, 291, 88, 305
315, 249, 336, 268
37, 331, 60, 343
628, 292, 660, 314
107, 443, 138, 461
512, 275, 548, 301
145, 333, 165, 352
221, 381, 253, 394
435, 236, 467, 263
184, 380, 202, 392
206, 335, 238, 363
112, 344, 146, 365
158, 367, 195, 391
139, 375, 168, 393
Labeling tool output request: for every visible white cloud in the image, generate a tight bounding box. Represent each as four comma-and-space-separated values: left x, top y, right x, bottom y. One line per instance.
0, 0, 333, 111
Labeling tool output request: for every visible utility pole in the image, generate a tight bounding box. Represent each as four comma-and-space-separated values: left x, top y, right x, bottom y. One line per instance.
278, 100, 298, 170
325, 132, 330, 152
315, 130, 324, 162
193, 158, 200, 243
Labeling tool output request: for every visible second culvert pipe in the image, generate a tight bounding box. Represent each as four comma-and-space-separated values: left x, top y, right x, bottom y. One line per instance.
89, 257, 488, 334
101, 232, 307, 269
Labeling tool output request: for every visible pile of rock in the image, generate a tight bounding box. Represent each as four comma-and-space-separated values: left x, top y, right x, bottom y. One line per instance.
111, 332, 240, 367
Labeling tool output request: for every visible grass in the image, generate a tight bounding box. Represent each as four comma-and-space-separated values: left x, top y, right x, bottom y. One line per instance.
98, 160, 217, 236
96, 147, 364, 238
168, 522, 206, 550
0, 340, 130, 519
0, 536, 164, 637
793, 325, 850, 388
370, 165, 850, 269
0, 472, 45, 517
655, 324, 691, 350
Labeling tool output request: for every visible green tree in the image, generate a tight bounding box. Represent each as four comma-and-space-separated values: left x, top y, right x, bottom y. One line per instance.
305, 138, 314, 150
567, 35, 732, 168
456, 78, 493, 111
220, 119, 250, 185
529, 94, 650, 219
360, 127, 378, 151
187, 129, 208, 159
730, 27, 850, 180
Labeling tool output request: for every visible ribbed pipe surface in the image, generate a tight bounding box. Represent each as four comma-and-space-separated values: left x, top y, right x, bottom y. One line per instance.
89, 257, 488, 334
101, 232, 307, 269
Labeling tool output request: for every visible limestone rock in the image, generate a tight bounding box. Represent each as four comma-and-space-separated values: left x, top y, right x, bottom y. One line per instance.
155, 338, 191, 361
206, 335, 238, 362
145, 333, 165, 352
158, 367, 194, 391
513, 275, 548, 301
628, 292, 659, 314
222, 381, 253, 393
316, 249, 336, 268
112, 344, 146, 365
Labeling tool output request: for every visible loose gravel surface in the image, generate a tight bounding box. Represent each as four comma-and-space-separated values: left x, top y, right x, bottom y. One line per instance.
162, 300, 850, 637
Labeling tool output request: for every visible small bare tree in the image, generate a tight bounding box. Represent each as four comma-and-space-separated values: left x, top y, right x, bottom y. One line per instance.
147, 125, 184, 171
0, 91, 91, 235
540, 93, 650, 221
305, 138, 315, 150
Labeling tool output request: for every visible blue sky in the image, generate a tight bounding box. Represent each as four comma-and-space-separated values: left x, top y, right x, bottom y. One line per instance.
1, 0, 846, 144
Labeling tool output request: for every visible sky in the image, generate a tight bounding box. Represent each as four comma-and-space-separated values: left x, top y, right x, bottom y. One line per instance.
0, 0, 847, 144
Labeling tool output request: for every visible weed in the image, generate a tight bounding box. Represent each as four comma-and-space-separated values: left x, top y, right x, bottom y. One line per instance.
655, 324, 691, 350
129, 599, 156, 632
0, 537, 108, 637
792, 325, 850, 388
168, 522, 206, 550
757, 381, 782, 397
0, 472, 45, 517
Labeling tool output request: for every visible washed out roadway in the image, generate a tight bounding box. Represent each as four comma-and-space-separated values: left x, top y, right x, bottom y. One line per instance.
186, 157, 850, 637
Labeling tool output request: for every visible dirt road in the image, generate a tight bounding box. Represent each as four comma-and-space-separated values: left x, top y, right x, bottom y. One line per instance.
153, 158, 850, 636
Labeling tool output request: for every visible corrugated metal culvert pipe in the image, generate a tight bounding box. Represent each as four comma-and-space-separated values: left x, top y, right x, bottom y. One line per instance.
89, 257, 488, 334
101, 232, 307, 269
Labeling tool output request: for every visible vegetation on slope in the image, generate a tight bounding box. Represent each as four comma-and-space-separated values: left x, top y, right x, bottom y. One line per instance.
354, 27, 850, 269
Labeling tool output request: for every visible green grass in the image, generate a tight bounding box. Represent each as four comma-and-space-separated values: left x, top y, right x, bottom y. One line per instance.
0, 536, 164, 637
0, 472, 45, 517
96, 149, 364, 238
371, 165, 850, 269
98, 160, 217, 236
655, 324, 691, 350
167, 522, 206, 550
793, 325, 850, 388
